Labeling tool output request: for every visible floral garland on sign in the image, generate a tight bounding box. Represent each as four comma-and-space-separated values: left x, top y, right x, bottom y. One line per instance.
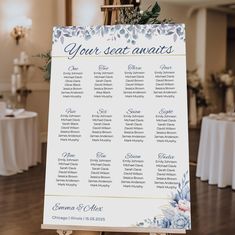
52, 24, 184, 46
136, 171, 191, 229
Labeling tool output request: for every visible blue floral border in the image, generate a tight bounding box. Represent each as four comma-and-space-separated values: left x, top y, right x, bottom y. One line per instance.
53, 24, 185, 45
136, 171, 191, 230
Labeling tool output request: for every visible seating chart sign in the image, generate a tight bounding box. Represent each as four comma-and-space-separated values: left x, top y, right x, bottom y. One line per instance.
43, 24, 191, 233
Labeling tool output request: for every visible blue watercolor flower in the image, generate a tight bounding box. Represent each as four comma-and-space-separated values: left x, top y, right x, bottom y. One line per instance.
157, 217, 172, 228
171, 213, 190, 229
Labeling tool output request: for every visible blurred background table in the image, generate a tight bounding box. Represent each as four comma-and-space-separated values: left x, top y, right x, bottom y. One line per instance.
0, 111, 41, 176
196, 114, 235, 189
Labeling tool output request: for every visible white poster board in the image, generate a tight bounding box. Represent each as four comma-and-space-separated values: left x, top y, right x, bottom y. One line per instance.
42, 24, 191, 233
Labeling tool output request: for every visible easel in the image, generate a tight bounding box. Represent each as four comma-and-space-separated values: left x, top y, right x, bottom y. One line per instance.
101, 0, 134, 25
42, 1, 187, 235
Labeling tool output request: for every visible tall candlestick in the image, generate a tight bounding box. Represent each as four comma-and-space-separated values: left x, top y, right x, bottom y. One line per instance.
20, 51, 28, 64
13, 65, 20, 74
16, 74, 22, 89
13, 58, 19, 65
11, 74, 17, 95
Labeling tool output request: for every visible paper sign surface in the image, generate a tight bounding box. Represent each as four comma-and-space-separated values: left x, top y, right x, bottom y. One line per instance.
43, 24, 191, 232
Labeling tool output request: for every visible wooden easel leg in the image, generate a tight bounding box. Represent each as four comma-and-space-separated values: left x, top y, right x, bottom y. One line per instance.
150, 233, 167, 235
57, 230, 73, 235
104, 9, 108, 25
73, 231, 101, 235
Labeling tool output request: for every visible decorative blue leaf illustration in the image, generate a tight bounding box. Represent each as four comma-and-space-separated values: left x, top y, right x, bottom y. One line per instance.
133, 34, 138, 40
167, 31, 174, 35
54, 29, 61, 38
173, 33, 177, 42
120, 28, 125, 34
60, 36, 64, 44
177, 27, 183, 36
137, 171, 191, 230
52, 25, 185, 44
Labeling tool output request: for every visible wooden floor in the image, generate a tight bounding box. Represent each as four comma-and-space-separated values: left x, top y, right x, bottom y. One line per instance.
0, 131, 235, 235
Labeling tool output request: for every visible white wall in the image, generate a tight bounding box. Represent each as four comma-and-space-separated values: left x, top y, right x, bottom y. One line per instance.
57, 0, 66, 26
196, 8, 207, 81
195, 9, 227, 81
206, 9, 227, 112
206, 10, 227, 77
72, 0, 104, 26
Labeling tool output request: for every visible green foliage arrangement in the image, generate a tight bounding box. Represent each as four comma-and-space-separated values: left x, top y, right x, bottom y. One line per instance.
36, 51, 51, 81
118, 2, 171, 24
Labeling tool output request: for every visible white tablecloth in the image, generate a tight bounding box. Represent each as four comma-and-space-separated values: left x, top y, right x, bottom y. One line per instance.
0, 111, 41, 176
196, 115, 235, 189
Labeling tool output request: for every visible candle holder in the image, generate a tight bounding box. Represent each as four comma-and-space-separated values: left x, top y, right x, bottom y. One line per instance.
13, 63, 34, 108
16, 87, 32, 108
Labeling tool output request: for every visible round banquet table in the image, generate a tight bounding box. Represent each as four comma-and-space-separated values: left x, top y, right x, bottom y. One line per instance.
196, 115, 235, 189
0, 111, 41, 176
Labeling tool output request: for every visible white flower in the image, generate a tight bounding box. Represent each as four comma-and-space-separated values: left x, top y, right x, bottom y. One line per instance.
187, 72, 201, 88
219, 72, 234, 87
